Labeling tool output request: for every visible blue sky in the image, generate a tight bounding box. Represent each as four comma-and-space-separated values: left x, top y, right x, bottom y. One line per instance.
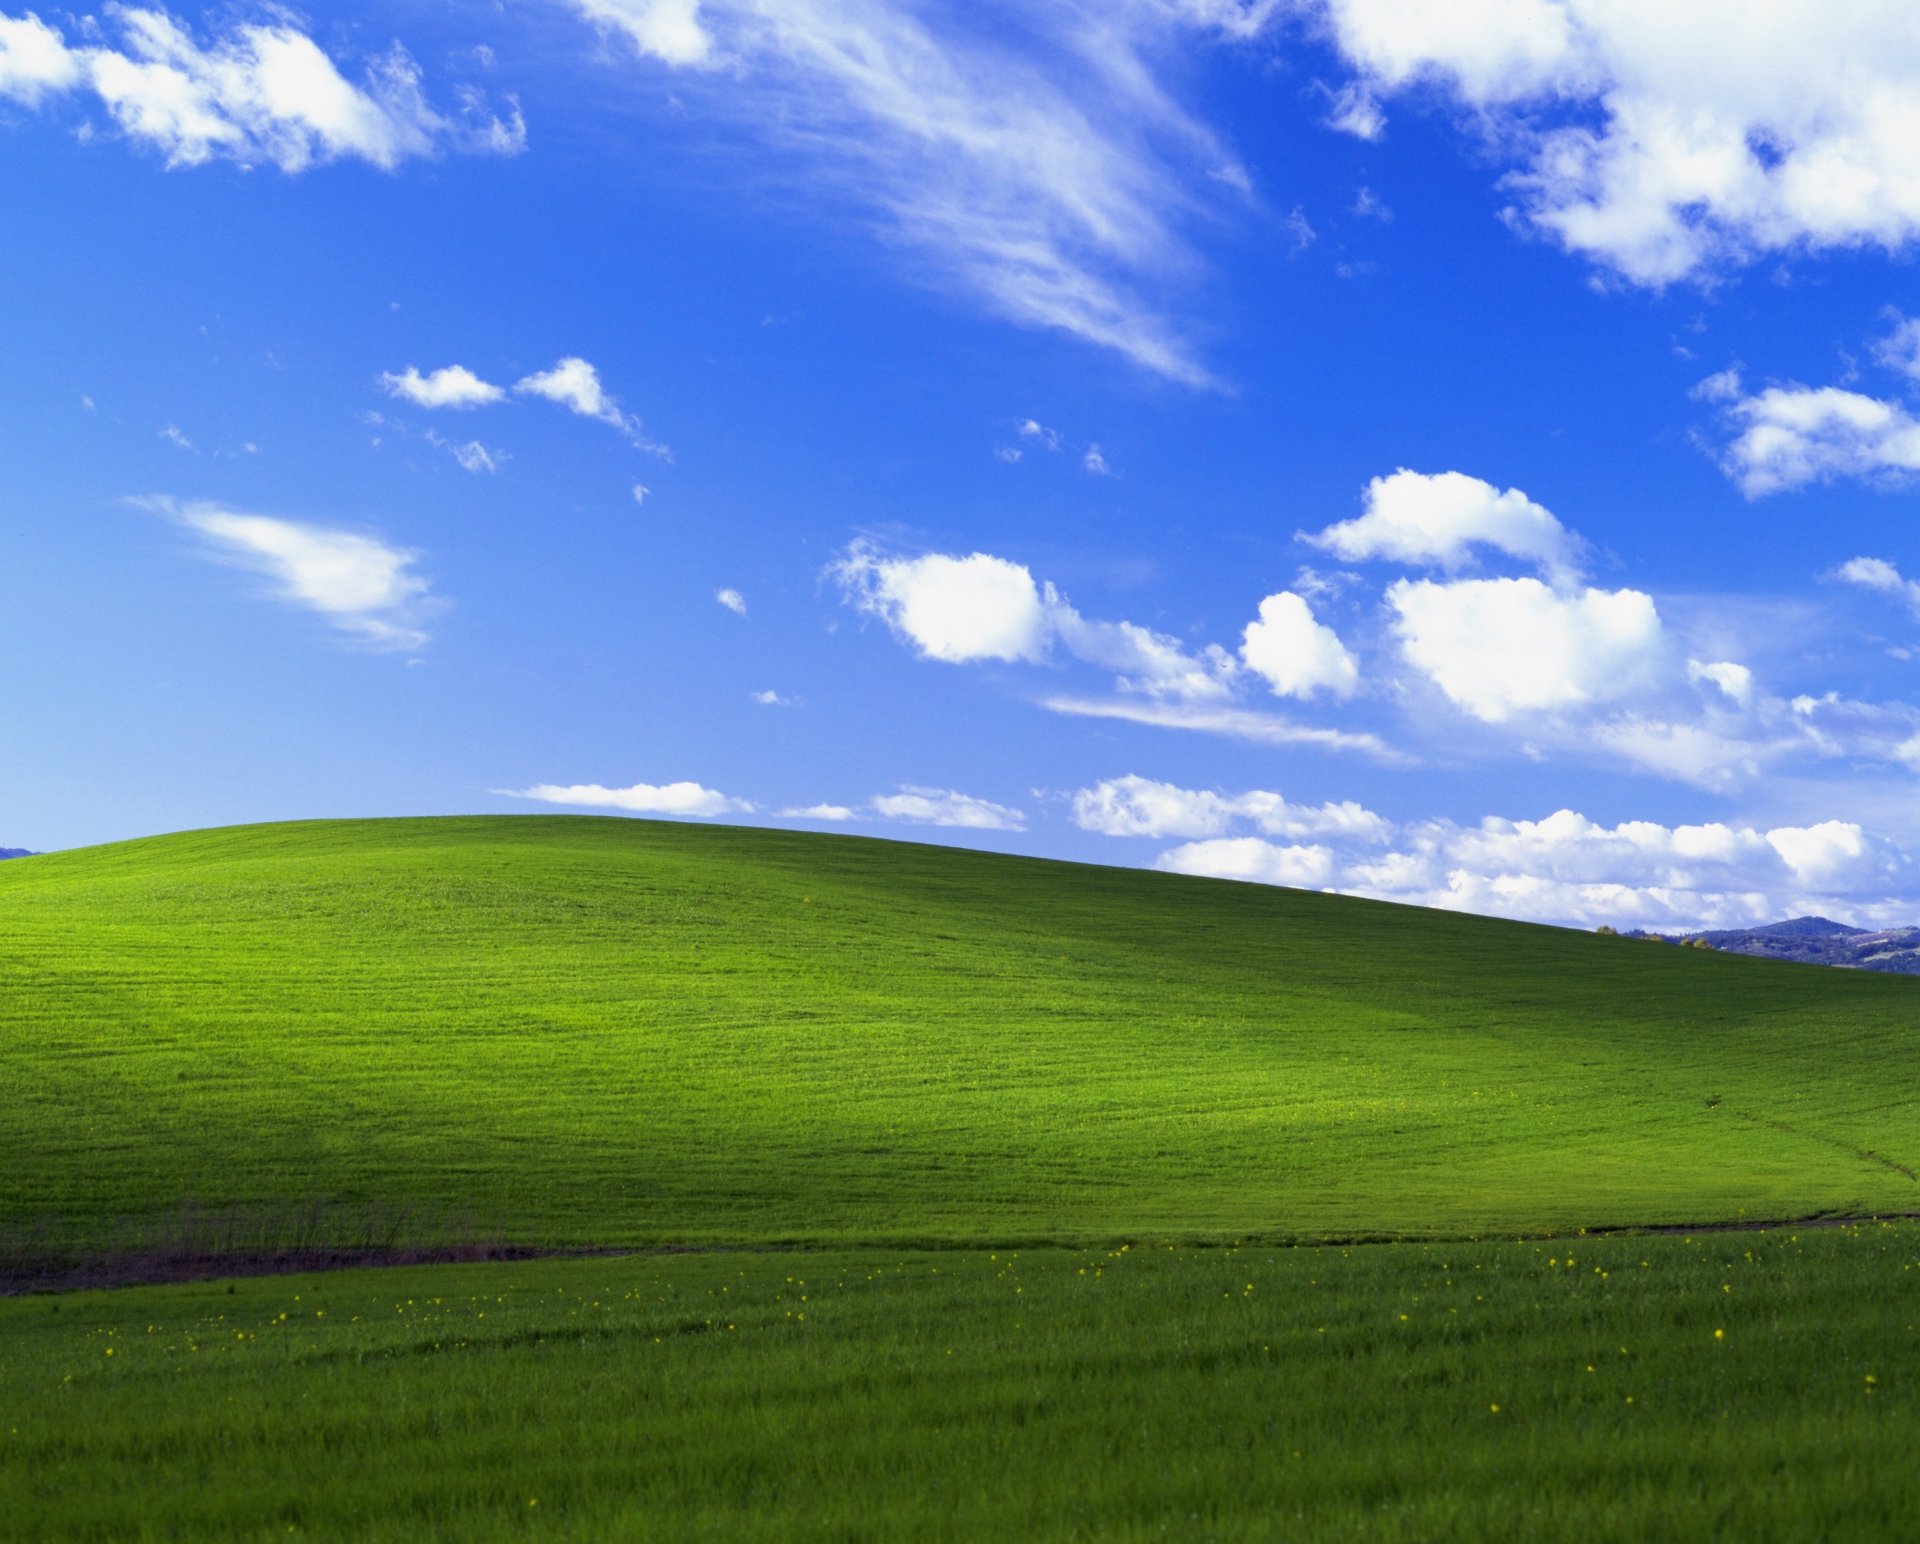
8, 0, 1920, 930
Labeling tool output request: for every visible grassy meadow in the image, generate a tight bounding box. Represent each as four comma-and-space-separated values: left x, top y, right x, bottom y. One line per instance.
1, 815, 1916, 1266
4, 815, 1918, 1538
3, 1223, 1916, 1540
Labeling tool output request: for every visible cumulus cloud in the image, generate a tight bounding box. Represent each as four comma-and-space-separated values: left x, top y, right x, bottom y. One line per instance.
1713, 384, 1920, 496
869, 786, 1026, 831
780, 802, 854, 820
1239, 591, 1359, 699
1303, 469, 1583, 583
715, 587, 747, 615
504, 780, 754, 816
1836, 555, 1920, 615
565, 0, 1272, 383
0, 12, 80, 103
1307, 0, 1920, 285
0, 7, 522, 171
1071, 773, 1389, 841
751, 688, 791, 706
1687, 658, 1753, 706
834, 545, 1051, 665
575, 0, 714, 67
830, 539, 1235, 700
1389, 576, 1665, 722
1137, 798, 1913, 931
382, 365, 505, 410
1157, 837, 1336, 887
148, 496, 437, 650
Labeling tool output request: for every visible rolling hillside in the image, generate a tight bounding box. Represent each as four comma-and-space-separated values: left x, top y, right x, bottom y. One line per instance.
1, 815, 1914, 1259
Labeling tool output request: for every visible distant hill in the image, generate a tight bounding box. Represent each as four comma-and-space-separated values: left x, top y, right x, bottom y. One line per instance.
3, 815, 1919, 1262
0, 849, 32, 860
1666, 916, 1920, 973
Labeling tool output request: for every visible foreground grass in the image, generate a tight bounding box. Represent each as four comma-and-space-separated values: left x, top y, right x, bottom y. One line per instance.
2, 816, 1918, 1262
3, 1225, 1916, 1541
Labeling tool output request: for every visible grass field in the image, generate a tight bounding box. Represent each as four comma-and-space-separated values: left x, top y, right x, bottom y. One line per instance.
5, 815, 1917, 1537
3, 1223, 1915, 1540
2, 815, 1916, 1264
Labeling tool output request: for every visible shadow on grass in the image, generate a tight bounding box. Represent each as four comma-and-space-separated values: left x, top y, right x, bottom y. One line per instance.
0, 1198, 581, 1294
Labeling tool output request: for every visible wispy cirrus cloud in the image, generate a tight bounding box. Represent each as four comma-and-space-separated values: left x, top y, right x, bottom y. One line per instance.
514, 357, 667, 454
566, 0, 1276, 385
145, 496, 439, 650
0, 7, 522, 171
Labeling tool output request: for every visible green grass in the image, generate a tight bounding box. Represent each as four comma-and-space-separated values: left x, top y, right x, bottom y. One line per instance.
4, 1224, 1917, 1541
8, 815, 1920, 1537
2, 814, 1916, 1261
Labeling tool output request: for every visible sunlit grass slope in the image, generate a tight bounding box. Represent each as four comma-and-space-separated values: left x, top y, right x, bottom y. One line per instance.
1, 814, 1915, 1253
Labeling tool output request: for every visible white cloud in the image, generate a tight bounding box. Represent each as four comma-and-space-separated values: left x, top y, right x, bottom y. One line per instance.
382, 365, 505, 410
1714, 384, 1920, 496
1389, 576, 1665, 722
751, 688, 791, 706
1351, 185, 1391, 221
515, 356, 667, 453
1157, 837, 1336, 888
565, 0, 1266, 383
1765, 819, 1886, 890
1148, 797, 1914, 930
994, 446, 1023, 464
574, 0, 715, 67
1322, 80, 1383, 140
869, 786, 1026, 831
1836, 555, 1920, 615
832, 539, 1234, 700
1071, 773, 1388, 841
159, 423, 194, 451
1049, 610, 1237, 702
3, 8, 521, 172
1239, 591, 1359, 700
1303, 469, 1583, 582
150, 496, 436, 650
1687, 658, 1753, 706
1082, 444, 1111, 476
832, 544, 1052, 665
1691, 366, 1744, 403
1041, 695, 1402, 760
505, 780, 753, 816
715, 587, 747, 615
0, 12, 80, 103
780, 802, 854, 821
1873, 312, 1920, 382
425, 431, 504, 474
1309, 0, 1920, 285
1585, 715, 1770, 790
1018, 419, 1062, 450
631, 482, 651, 506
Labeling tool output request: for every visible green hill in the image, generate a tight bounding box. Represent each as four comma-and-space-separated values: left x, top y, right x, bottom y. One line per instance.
1, 815, 1914, 1259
